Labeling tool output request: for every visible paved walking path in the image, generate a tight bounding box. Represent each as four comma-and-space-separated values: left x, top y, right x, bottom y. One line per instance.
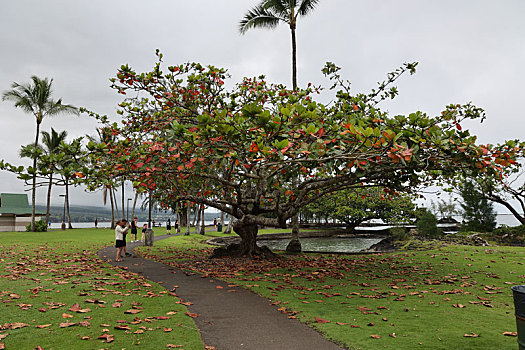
97, 234, 344, 350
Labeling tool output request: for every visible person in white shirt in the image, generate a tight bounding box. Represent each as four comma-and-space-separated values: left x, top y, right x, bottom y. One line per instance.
115, 219, 130, 262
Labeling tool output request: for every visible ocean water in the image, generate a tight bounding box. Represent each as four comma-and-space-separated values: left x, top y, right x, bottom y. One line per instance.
49, 220, 220, 230
50, 214, 522, 230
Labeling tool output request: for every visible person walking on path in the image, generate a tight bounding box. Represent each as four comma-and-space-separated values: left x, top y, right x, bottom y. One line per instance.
166, 218, 172, 235
175, 219, 179, 233
213, 217, 217, 229
94, 218, 98, 229
130, 217, 138, 242
114, 219, 130, 262
141, 223, 147, 242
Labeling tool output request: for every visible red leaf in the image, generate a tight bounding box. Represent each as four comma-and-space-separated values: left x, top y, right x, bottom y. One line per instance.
314, 316, 330, 323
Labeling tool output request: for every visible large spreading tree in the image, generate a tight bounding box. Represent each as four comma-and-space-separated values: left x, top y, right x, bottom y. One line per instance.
82, 53, 522, 257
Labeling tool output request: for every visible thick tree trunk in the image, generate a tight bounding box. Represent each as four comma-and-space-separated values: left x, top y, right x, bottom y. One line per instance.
211, 221, 275, 258
235, 222, 258, 256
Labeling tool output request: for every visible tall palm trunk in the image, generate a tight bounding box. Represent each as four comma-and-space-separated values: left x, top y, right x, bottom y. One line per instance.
195, 205, 201, 233
185, 201, 191, 235
65, 179, 72, 229
113, 187, 120, 219
200, 204, 205, 235
108, 185, 116, 229
45, 172, 53, 224
131, 190, 139, 219
121, 180, 125, 219
291, 25, 297, 90
224, 212, 233, 234
31, 120, 41, 231
148, 191, 152, 228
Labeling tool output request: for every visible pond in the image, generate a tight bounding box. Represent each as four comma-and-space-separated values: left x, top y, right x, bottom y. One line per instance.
258, 236, 384, 253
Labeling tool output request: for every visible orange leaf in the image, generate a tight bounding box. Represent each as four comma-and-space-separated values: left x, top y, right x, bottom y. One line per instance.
314, 316, 330, 323
463, 333, 479, 337
502, 331, 517, 336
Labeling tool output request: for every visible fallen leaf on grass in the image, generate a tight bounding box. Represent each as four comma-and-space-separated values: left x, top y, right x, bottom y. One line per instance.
336, 322, 349, 325
164, 327, 172, 332
125, 309, 142, 314
452, 304, 465, 308
0, 334, 7, 340
3, 323, 29, 329
314, 317, 330, 323
62, 313, 74, 318
166, 345, 183, 348
35, 324, 52, 329
114, 325, 131, 331
111, 302, 122, 308
0, 343, 4, 350
185, 312, 200, 318
464, 332, 479, 337
370, 334, 381, 339
69, 303, 91, 313
502, 331, 517, 336
389, 333, 397, 338
98, 334, 114, 343
59, 321, 76, 328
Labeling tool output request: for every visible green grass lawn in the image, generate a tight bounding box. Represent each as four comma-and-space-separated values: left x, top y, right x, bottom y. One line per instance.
139, 233, 524, 350
0, 228, 204, 350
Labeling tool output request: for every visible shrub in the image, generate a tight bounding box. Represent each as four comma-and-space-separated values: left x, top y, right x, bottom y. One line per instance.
492, 224, 525, 237
390, 226, 410, 241
416, 209, 441, 237
26, 219, 48, 232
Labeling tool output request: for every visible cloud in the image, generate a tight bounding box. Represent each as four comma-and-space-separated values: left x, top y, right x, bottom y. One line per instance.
1, 0, 524, 208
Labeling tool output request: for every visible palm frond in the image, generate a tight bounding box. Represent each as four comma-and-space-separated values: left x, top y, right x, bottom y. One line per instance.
42, 128, 68, 152
297, 0, 319, 17
262, 0, 290, 18
239, 5, 283, 34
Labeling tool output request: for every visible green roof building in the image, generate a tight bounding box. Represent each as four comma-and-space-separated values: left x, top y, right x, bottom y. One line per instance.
0, 193, 44, 232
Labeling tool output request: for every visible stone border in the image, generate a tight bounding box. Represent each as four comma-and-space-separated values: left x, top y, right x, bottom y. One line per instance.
206, 230, 395, 254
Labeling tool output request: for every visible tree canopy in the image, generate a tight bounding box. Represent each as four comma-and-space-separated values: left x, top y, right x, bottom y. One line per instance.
80, 52, 522, 256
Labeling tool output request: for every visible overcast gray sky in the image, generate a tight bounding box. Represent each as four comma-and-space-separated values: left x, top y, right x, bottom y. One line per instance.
1, 0, 524, 209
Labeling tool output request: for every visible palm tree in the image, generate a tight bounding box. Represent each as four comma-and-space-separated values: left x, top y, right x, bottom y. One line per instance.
87, 128, 118, 228
41, 128, 68, 223
2, 76, 77, 231
239, 0, 320, 90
